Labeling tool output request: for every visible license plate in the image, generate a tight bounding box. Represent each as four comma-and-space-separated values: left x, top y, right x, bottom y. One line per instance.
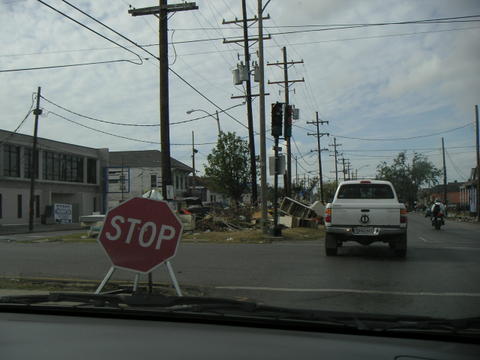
353, 227, 374, 235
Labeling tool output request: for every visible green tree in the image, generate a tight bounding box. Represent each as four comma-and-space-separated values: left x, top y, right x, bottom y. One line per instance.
204, 132, 251, 207
376, 152, 441, 206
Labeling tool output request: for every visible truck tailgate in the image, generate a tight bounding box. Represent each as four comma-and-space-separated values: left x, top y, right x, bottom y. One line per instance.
331, 203, 401, 226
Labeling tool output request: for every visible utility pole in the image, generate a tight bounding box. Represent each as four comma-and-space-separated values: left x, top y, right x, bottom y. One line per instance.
294, 155, 298, 187
442, 137, 447, 205
475, 105, 480, 221
257, 0, 269, 232
28, 86, 41, 232
329, 137, 341, 188
339, 156, 348, 181
267, 47, 304, 197
307, 112, 329, 202
129, 1, 198, 200
346, 161, 352, 180
223, 2, 270, 206
191, 131, 198, 195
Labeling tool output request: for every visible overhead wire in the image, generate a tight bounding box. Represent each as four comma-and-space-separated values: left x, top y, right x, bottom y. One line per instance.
0, 59, 143, 73
445, 149, 468, 180
36, 0, 144, 65
37, 0, 250, 132
0, 94, 36, 145
45, 110, 216, 146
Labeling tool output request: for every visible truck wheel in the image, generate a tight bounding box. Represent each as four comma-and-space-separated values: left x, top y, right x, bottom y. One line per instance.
325, 233, 338, 256
394, 233, 407, 258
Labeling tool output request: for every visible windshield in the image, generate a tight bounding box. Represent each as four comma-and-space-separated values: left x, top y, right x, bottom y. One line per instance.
1, 0, 480, 335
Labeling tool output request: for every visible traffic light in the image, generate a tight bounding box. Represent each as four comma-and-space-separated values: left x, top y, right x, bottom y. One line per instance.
271, 102, 283, 137
284, 104, 293, 138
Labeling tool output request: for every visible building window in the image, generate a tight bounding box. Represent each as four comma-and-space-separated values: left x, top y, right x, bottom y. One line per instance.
17, 194, 22, 218
87, 158, 97, 184
176, 175, 180, 189
24, 148, 39, 179
43, 151, 84, 182
3, 144, 20, 177
35, 195, 40, 218
151, 174, 157, 188
93, 197, 97, 212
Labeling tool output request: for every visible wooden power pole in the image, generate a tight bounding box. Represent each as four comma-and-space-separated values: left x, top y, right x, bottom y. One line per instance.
442, 137, 447, 205
223, 1, 270, 206
307, 112, 328, 202
475, 105, 479, 221
28, 86, 42, 232
129, 1, 198, 200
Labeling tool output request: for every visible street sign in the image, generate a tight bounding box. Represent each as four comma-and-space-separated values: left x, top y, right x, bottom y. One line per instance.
98, 197, 183, 273
269, 155, 286, 176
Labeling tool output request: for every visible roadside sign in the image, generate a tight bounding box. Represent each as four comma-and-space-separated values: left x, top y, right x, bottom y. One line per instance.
54, 203, 72, 224
98, 197, 183, 273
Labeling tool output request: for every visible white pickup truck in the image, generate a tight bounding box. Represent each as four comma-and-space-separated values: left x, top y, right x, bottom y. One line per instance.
324, 180, 408, 257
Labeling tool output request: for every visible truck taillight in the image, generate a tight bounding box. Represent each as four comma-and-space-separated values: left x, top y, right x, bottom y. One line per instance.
325, 208, 332, 223
400, 209, 408, 223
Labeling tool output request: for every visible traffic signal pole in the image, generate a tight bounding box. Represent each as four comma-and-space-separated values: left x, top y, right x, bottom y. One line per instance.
267, 48, 303, 197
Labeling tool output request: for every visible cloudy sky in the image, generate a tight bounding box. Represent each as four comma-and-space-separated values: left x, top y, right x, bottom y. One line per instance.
1, 0, 479, 185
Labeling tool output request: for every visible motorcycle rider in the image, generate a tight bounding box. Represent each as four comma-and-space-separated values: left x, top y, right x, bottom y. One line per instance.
430, 199, 446, 225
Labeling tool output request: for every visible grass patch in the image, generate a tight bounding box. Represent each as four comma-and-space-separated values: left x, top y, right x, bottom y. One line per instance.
27, 232, 96, 243
28, 226, 325, 244
183, 226, 324, 243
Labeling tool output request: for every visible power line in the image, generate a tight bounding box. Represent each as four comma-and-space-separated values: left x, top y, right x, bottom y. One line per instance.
36, 0, 144, 65
41, 95, 159, 127
0, 59, 142, 73
341, 145, 475, 152
167, 15, 480, 31
42, 0, 249, 132
445, 149, 468, 180
46, 110, 216, 146
0, 94, 36, 145
294, 123, 472, 141
333, 123, 472, 141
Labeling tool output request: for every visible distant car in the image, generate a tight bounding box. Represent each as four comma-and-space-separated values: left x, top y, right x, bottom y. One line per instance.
324, 180, 408, 257
425, 208, 432, 217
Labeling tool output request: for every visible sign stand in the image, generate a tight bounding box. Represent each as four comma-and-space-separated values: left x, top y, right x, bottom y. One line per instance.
95, 261, 182, 296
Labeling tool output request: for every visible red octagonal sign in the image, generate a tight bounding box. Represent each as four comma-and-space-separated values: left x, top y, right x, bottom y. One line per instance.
98, 197, 183, 273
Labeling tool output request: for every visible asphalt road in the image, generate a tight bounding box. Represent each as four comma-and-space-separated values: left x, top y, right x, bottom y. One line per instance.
1, 213, 479, 318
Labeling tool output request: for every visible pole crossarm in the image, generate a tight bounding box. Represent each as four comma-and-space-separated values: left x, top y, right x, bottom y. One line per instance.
267, 60, 304, 68
222, 15, 269, 25
231, 93, 269, 99
268, 78, 304, 85
223, 35, 271, 44
128, 2, 198, 16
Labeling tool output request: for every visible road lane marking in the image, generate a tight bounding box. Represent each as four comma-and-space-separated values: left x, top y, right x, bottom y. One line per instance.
413, 246, 480, 251
215, 286, 480, 297
419, 236, 429, 243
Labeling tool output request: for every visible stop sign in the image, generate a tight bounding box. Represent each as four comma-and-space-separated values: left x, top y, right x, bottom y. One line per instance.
98, 197, 183, 273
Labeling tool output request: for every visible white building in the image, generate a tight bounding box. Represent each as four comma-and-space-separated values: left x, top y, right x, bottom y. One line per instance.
107, 150, 192, 209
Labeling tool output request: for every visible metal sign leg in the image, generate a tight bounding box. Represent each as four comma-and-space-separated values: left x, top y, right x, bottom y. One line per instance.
95, 266, 115, 294
132, 274, 140, 293
166, 261, 182, 297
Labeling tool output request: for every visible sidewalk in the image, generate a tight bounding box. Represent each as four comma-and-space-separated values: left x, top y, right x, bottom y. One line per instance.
0, 223, 84, 236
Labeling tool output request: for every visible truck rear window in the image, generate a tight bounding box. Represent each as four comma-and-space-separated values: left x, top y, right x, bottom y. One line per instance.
337, 184, 394, 199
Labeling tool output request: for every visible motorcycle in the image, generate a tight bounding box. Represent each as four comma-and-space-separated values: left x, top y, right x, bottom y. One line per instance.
431, 213, 444, 230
